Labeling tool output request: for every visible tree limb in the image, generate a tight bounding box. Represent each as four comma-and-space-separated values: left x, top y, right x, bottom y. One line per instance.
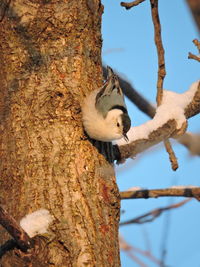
119, 234, 161, 266
150, 0, 178, 170
120, 199, 190, 225
188, 39, 200, 62
120, 187, 200, 200
150, 0, 165, 105
163, 139, 178, 171
0, 206, 33, 252
188, 52, 200, 62
193, 39, 200, 53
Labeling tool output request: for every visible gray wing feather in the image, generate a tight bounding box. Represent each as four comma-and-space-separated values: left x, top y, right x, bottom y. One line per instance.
95, 66, 127, 117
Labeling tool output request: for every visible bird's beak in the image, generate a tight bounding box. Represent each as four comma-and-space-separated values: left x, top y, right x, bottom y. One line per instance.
123, 133, 129, 142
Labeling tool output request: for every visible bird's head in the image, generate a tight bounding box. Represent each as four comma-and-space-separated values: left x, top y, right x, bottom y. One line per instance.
105, 109, 131, 141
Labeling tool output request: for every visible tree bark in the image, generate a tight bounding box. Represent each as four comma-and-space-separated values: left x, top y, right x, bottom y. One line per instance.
0, 1, 121, 266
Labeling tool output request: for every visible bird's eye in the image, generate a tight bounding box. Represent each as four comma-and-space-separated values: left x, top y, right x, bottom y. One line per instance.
117, 122, 120, 127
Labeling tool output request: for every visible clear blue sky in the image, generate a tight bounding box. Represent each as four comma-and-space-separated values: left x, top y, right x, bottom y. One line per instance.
102, 0, 200, 266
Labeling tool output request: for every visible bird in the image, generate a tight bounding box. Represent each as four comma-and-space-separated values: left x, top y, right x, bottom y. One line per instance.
82, 66, 131, 142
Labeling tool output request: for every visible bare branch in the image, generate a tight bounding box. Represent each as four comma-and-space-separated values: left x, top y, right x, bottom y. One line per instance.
163, 140, 178, 171
0, 206, 33, 252
120, 187, 200, 200
150, 0, 178, 170
189, 51, 200, 62
193, 39, 200, 53
184, 81, 200, 118
119, 235, 161, 266
188, 39, 200, 62
150, 0, 166, 105
120, 0, 146, 10
120, 199, 190, 225
188, 52, 200, 62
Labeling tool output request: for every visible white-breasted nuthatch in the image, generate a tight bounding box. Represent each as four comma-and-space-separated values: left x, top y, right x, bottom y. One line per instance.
82, 66, 131, 142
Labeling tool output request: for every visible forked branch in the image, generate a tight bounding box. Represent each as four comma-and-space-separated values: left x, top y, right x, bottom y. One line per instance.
120, 199, 190, 225
188, 39, 200, 62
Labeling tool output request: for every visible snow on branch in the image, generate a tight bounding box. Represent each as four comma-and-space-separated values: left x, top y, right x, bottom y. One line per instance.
0, 207, 53, 256
115, 81, 200, 163
120, 186, 200, 201
104, 68, 199, 160
20, 209, 53, 238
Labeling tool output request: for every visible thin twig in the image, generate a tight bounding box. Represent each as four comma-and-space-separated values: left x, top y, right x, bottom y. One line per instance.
121, 0, 146, 10
188, 52, 200, 62
150, 0, 178, 170
120, 199, 190, 225
188, 39, 200, 62
130, 245, 161, 265
0, 206, 33, 252
159, 195, 173, 267
126, 251, 148, 267
119, 235, 161, 266
150, 0, 165, 105
164, 140, 178, 171
193, 39, 200, 53
141, 227, 151, 253
120, 187, 200, 200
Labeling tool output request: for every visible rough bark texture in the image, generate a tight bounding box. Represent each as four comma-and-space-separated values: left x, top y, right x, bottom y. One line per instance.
0, 1, 121, 266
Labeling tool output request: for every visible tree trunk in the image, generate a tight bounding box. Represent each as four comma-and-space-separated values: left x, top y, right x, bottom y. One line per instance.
0, 1, 121, 266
